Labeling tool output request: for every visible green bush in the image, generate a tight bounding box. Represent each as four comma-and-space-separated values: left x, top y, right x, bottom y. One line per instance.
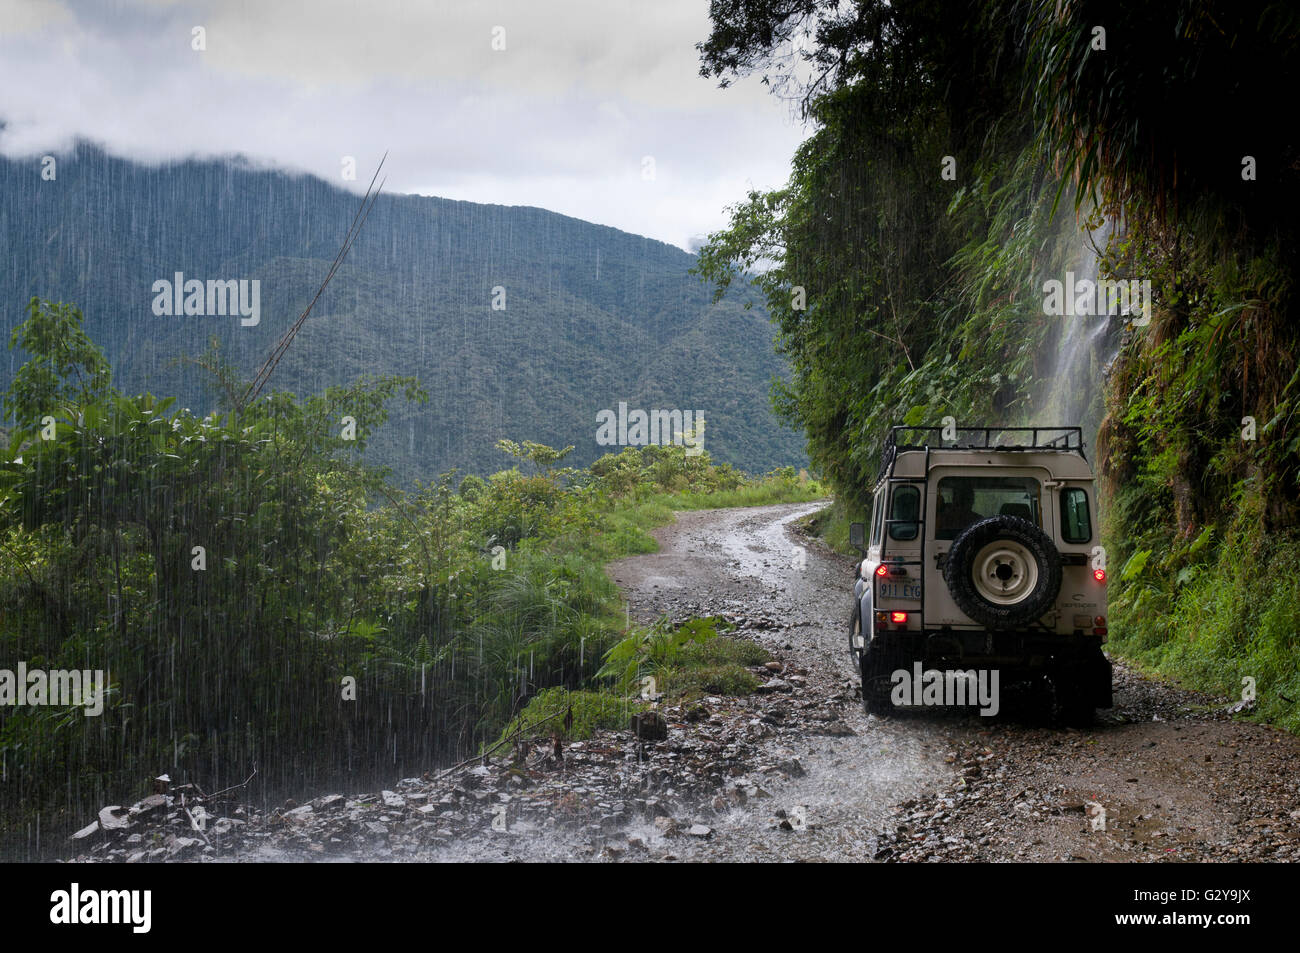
1107, 494, 1300, 733
662, 663, 762, 698
596, 615, 769, 701
497, 688, 646, 744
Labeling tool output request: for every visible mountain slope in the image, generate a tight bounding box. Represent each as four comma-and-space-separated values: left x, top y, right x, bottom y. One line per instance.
0, 144, 804, 481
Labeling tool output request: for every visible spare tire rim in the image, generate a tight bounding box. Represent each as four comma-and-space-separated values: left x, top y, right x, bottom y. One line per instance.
972, 540, 1038, 605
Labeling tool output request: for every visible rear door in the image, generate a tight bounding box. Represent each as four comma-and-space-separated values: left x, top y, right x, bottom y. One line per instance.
924, 464, 1053, 627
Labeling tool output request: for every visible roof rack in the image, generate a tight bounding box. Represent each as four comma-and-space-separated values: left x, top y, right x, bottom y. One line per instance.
878, 425, 1086, 482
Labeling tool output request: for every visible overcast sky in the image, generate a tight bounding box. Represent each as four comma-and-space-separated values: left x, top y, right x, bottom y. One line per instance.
0, 0, 809, 251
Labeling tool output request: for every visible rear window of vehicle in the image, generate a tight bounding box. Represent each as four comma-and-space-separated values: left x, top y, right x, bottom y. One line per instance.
935, 476, 1041, 540
889, 485, 920, 540
1060, 486, 1092, 543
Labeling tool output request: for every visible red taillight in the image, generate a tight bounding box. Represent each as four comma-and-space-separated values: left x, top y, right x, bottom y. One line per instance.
1095, 616, 1106, 626
875, 564, 889, 577
889, 611, 908, 624
1093, 569, 1106, 582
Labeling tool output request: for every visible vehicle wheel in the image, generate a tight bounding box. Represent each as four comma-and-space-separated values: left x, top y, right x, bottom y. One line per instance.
1043, 669, 1094, 727
860, 636, 902, 716
943, 515, 1062, 628
1055, 684, 1095, 727
1090, 650, 1114, 708
1060, 700, 1095, 728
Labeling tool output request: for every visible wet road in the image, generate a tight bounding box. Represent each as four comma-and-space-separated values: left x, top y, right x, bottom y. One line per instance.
606, 502, 948, 861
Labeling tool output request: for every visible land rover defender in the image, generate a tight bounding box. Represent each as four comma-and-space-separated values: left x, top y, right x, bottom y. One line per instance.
848, 425, 1112, 723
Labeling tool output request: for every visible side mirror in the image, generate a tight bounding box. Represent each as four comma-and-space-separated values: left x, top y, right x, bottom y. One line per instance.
849, 521, 865, 551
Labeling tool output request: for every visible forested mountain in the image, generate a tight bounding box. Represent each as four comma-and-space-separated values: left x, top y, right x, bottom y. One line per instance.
0, 145, 804, 481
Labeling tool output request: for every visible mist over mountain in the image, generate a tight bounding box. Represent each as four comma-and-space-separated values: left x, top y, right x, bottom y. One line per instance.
0, 144, 804, 481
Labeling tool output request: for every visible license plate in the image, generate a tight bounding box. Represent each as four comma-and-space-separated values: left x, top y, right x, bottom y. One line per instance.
877, 580, 922, 601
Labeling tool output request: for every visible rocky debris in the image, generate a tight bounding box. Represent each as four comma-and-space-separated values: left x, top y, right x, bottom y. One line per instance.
811, 720, 856, 737
71, 820, 100, 841
98, 806, 131, 832
654, 817, 678, 837
62, 627, 860, 863
871, 664, 1300, 863
630, 710, 668, 741
130, 794, 169, 819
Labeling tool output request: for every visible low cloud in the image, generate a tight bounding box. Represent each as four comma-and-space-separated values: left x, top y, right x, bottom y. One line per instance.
0, 0, 808, 249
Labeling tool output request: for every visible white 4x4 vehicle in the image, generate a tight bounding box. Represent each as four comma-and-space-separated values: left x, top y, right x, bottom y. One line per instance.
849, 425, 1111, 724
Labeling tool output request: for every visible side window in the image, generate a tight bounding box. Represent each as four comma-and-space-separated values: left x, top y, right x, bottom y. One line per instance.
1060, 487, 1092, 543
889, 485, 919, 541
871, 489, 885, 546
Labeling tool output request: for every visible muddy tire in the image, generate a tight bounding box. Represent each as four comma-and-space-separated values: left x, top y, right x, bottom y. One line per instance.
860, 635, 902, 716
1089, 650, 1114, 708
943, 515, 1062, 628
1047, 675, 1095, 727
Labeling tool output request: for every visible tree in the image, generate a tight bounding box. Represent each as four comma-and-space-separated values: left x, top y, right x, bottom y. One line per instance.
694, 2, 1039, 509
4, 297, 114, 425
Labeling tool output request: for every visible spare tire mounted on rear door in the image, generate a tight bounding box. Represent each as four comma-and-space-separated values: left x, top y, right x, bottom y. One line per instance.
943, 515, 1062, 628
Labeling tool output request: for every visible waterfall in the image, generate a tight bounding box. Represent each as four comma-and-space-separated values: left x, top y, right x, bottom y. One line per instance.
1031, 216, 1125, 456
